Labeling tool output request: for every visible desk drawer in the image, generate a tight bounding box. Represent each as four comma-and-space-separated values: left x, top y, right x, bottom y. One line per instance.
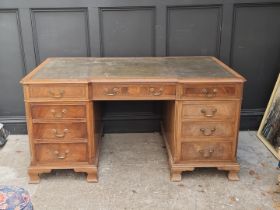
91, 84, 176, 99
180, 84, 239, 99
35, 143, 87, 162
181, 141, 233, 161
182, 101, 237, 120
28, 84, 87, 100
33, 122, 87, 140
181, 121, 234, 139
31, 104, 86, 120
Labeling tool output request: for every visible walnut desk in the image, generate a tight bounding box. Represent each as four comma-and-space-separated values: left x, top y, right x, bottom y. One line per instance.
20, 56, 246, 183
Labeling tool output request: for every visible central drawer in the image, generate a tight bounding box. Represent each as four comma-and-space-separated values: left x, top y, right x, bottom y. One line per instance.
35, 143, 87, 162
91, 83, 176, 100
32, 122, 87, 140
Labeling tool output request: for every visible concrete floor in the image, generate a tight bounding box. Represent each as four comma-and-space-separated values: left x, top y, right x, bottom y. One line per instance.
0, 132, 280, 210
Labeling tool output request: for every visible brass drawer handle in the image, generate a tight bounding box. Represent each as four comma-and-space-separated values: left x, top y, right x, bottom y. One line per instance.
149, 87, 163, 96
54, 149, 69, 159
200, 127, 216, 136
48, 90, 65, 98
51, 128, 69, 138
104, 87, 120, 96
50, 109, 67, 118
201, 88, 218, 98
199, 148, 214, 158
201, 108, 217, 117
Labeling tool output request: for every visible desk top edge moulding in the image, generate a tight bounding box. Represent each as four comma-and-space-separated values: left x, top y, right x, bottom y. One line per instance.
21, 56, 246, 183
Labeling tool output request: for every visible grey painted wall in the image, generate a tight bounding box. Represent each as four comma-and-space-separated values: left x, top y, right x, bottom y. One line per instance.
0, 0, 280, 133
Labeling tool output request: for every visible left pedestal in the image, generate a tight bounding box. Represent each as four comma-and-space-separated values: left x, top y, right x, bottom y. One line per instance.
23, 84, 101, 183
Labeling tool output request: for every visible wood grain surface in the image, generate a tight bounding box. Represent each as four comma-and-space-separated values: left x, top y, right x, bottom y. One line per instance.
21, 56, 245, 183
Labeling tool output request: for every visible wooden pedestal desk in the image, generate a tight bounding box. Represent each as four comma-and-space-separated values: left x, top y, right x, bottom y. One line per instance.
20, 56, 246, 183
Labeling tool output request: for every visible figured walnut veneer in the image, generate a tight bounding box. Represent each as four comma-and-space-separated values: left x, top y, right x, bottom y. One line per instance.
21, 56, 245, 183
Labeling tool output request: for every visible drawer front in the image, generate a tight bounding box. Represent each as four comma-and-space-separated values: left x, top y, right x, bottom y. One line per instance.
182, 101, 237, 120
35, 143, 87, 162
31, 104, 86, 120
33, 122, 87, 140
181, 84, 239, 99
91, 84, 176, 99
28, 84, 87, 100
181, 141, 233, 161
181, 121, 234, 138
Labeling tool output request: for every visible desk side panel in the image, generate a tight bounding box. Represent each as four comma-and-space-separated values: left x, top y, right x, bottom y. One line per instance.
162, 101, 178, 161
